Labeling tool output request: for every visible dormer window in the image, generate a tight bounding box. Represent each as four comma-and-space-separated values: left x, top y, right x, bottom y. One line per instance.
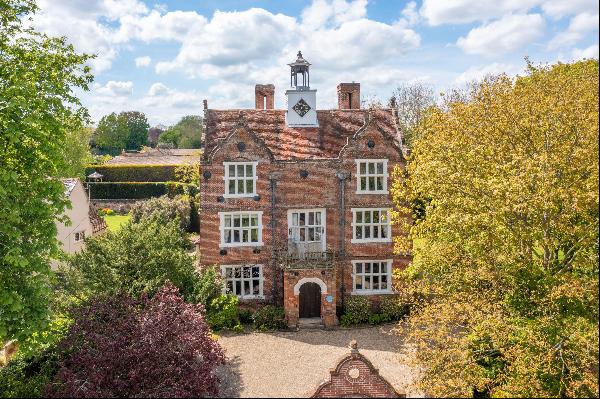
224, 162, 257, 197
355, 159, 388, 194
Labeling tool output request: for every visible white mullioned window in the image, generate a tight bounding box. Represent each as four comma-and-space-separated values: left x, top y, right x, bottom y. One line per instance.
221, 264, 264, 299
223, 161, 258, 197
351, 208, 391, 243
219, 211, 263, 247
355, 159, 388, 194
287, 209, 326, 251
352, 260, 392, 294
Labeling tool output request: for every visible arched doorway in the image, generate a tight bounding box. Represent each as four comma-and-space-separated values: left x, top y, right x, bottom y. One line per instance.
299, 282, 321, 318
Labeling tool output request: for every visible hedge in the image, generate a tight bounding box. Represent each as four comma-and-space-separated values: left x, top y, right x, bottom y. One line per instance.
89, 182, 198, 200
85, 164, 178, 182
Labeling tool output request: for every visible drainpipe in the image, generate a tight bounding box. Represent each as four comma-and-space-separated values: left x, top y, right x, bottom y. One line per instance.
336, 171, 350, 312
268, 172, 281, 304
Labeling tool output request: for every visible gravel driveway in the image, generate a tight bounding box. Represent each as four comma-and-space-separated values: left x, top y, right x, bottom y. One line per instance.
216, 324, 421, 398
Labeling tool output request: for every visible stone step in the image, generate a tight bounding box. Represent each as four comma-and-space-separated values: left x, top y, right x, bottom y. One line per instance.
298, 317, 324, 329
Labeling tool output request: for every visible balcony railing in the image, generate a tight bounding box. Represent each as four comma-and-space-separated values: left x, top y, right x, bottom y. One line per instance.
274, 241, 336, 270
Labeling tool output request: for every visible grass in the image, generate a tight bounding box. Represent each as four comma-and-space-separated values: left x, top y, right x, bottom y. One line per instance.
102, 214, 131, 232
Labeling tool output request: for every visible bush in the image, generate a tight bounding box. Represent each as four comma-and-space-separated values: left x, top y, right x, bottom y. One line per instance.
238, 309, 254, 325
193, 266, 223, 309
130, 195, 191, 232
379, 295, 409, 320
46, 284, 225, 397
85, 164, 177, 182
206, 294, 241, 331
252, 305, 286, 331
64, 218, 198, 301
340, 296, 371, 326
88, 181, 197, 200
0, 346, 59, 398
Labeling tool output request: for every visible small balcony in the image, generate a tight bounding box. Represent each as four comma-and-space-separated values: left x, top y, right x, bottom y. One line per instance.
275, 241, 336, 270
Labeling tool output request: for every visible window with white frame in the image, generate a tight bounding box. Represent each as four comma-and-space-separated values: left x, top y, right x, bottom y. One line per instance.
352, 260, 392, 293
221, 264, 263, 298
224, 162, 257, 197
351, 208, 391, 243
356, 159, 388, 193
288, 209, 326, 249
219, 211, 263, 247
74, 231, 86, 242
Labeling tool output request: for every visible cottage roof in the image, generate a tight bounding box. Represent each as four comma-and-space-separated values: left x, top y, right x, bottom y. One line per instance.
204, 108, 403, 161
106, 148, 200, 166
61, 178, 79, 197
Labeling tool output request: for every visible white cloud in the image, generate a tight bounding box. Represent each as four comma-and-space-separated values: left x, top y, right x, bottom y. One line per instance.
95, 81, 134, 97
135, 56, 152, 67
401, 1, 420, 26
301, 0, 367, 30
548, 12, 599, 49
147, 82, 170, 96
540, 0, 599, 19
454, 63, 522, 86
116, 10, 207, 43
420, 0, 538, 25
456, 14, 545, 56
572, 44, 600, 59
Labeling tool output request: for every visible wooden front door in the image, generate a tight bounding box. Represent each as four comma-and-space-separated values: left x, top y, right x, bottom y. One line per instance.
299, 282, 321, 318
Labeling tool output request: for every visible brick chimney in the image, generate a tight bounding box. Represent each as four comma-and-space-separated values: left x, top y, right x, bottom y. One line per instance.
255, 84, 275, 110
337, 83, 360, 110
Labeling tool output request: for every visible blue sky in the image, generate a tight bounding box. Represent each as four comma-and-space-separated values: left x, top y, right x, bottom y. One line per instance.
31, 0, 599, 126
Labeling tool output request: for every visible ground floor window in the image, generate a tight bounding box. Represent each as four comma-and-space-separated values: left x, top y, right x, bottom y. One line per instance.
221, 264, 263, 299
352, 260, 392, 294
74, 231, 86, 242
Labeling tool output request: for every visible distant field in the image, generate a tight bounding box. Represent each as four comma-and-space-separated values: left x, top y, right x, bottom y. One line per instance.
102, 214, 131, 232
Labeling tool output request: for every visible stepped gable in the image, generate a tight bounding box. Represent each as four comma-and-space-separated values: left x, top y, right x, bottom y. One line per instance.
203, 108, 401, 162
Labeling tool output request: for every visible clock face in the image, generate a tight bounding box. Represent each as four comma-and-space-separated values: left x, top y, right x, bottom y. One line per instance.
293, 98, 311, 117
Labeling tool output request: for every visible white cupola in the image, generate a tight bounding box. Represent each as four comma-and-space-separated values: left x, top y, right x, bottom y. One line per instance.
285, 51, 318, 128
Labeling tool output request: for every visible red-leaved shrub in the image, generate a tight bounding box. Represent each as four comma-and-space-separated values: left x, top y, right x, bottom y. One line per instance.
46, 283, 225, 397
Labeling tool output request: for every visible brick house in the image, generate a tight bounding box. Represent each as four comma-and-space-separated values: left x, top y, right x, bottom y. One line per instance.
197, 52, 409, 328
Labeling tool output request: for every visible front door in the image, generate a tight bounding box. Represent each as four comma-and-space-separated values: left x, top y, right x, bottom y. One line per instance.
299, 282, 321, 318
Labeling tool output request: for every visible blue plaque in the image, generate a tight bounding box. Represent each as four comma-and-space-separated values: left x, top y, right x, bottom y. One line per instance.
325, 295, 333, 303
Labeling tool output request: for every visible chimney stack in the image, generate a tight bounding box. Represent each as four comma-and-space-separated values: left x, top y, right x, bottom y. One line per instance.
337, 83, 360, 110
255, 84, 275, 110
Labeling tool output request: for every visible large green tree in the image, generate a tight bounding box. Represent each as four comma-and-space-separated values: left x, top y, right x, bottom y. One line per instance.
159, 115, 202, 149
59, 126, 93, 179
94, 111, 149, 155
0, 0, 93, 341
393, 60, 599, 397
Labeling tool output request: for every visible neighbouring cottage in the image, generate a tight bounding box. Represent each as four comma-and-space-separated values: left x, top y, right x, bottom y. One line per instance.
197, 51, 409, 328
53, 178, 106, 269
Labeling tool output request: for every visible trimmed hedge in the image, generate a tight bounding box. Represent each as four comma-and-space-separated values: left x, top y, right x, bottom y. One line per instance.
85, 164, 178, 182
89, 182, 198, 200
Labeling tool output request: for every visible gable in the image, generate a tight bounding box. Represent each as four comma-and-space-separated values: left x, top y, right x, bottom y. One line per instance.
204, 108, 404, 162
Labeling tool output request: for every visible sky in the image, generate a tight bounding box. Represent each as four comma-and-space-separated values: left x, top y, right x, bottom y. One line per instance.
29, 0, 599, 126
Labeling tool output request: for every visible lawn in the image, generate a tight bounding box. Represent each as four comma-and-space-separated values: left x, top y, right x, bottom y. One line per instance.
102, 214, 131, 232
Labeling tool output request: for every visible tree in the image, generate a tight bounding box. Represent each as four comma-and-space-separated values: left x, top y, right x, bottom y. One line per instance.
59, 126, 93, 179
122, 111, 149, 150
159, 115, 203, 149
94, 111, 149, 155
392, 60, 599, 397
46, 283, 225, 397
63, 218, 198, 301
0, 0, 93, 342
390, 82, 435, 149
94, 112, 128, 155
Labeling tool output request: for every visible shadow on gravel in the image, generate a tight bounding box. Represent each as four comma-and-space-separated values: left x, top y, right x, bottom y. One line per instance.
216, 354, 244, 398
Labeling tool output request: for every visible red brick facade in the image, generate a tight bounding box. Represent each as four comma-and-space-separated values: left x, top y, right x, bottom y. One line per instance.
312, 340, 405, 398
197, 65, 409, 328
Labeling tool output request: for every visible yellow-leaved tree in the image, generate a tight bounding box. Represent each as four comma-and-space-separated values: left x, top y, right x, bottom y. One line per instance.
392, 60, 599, 397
